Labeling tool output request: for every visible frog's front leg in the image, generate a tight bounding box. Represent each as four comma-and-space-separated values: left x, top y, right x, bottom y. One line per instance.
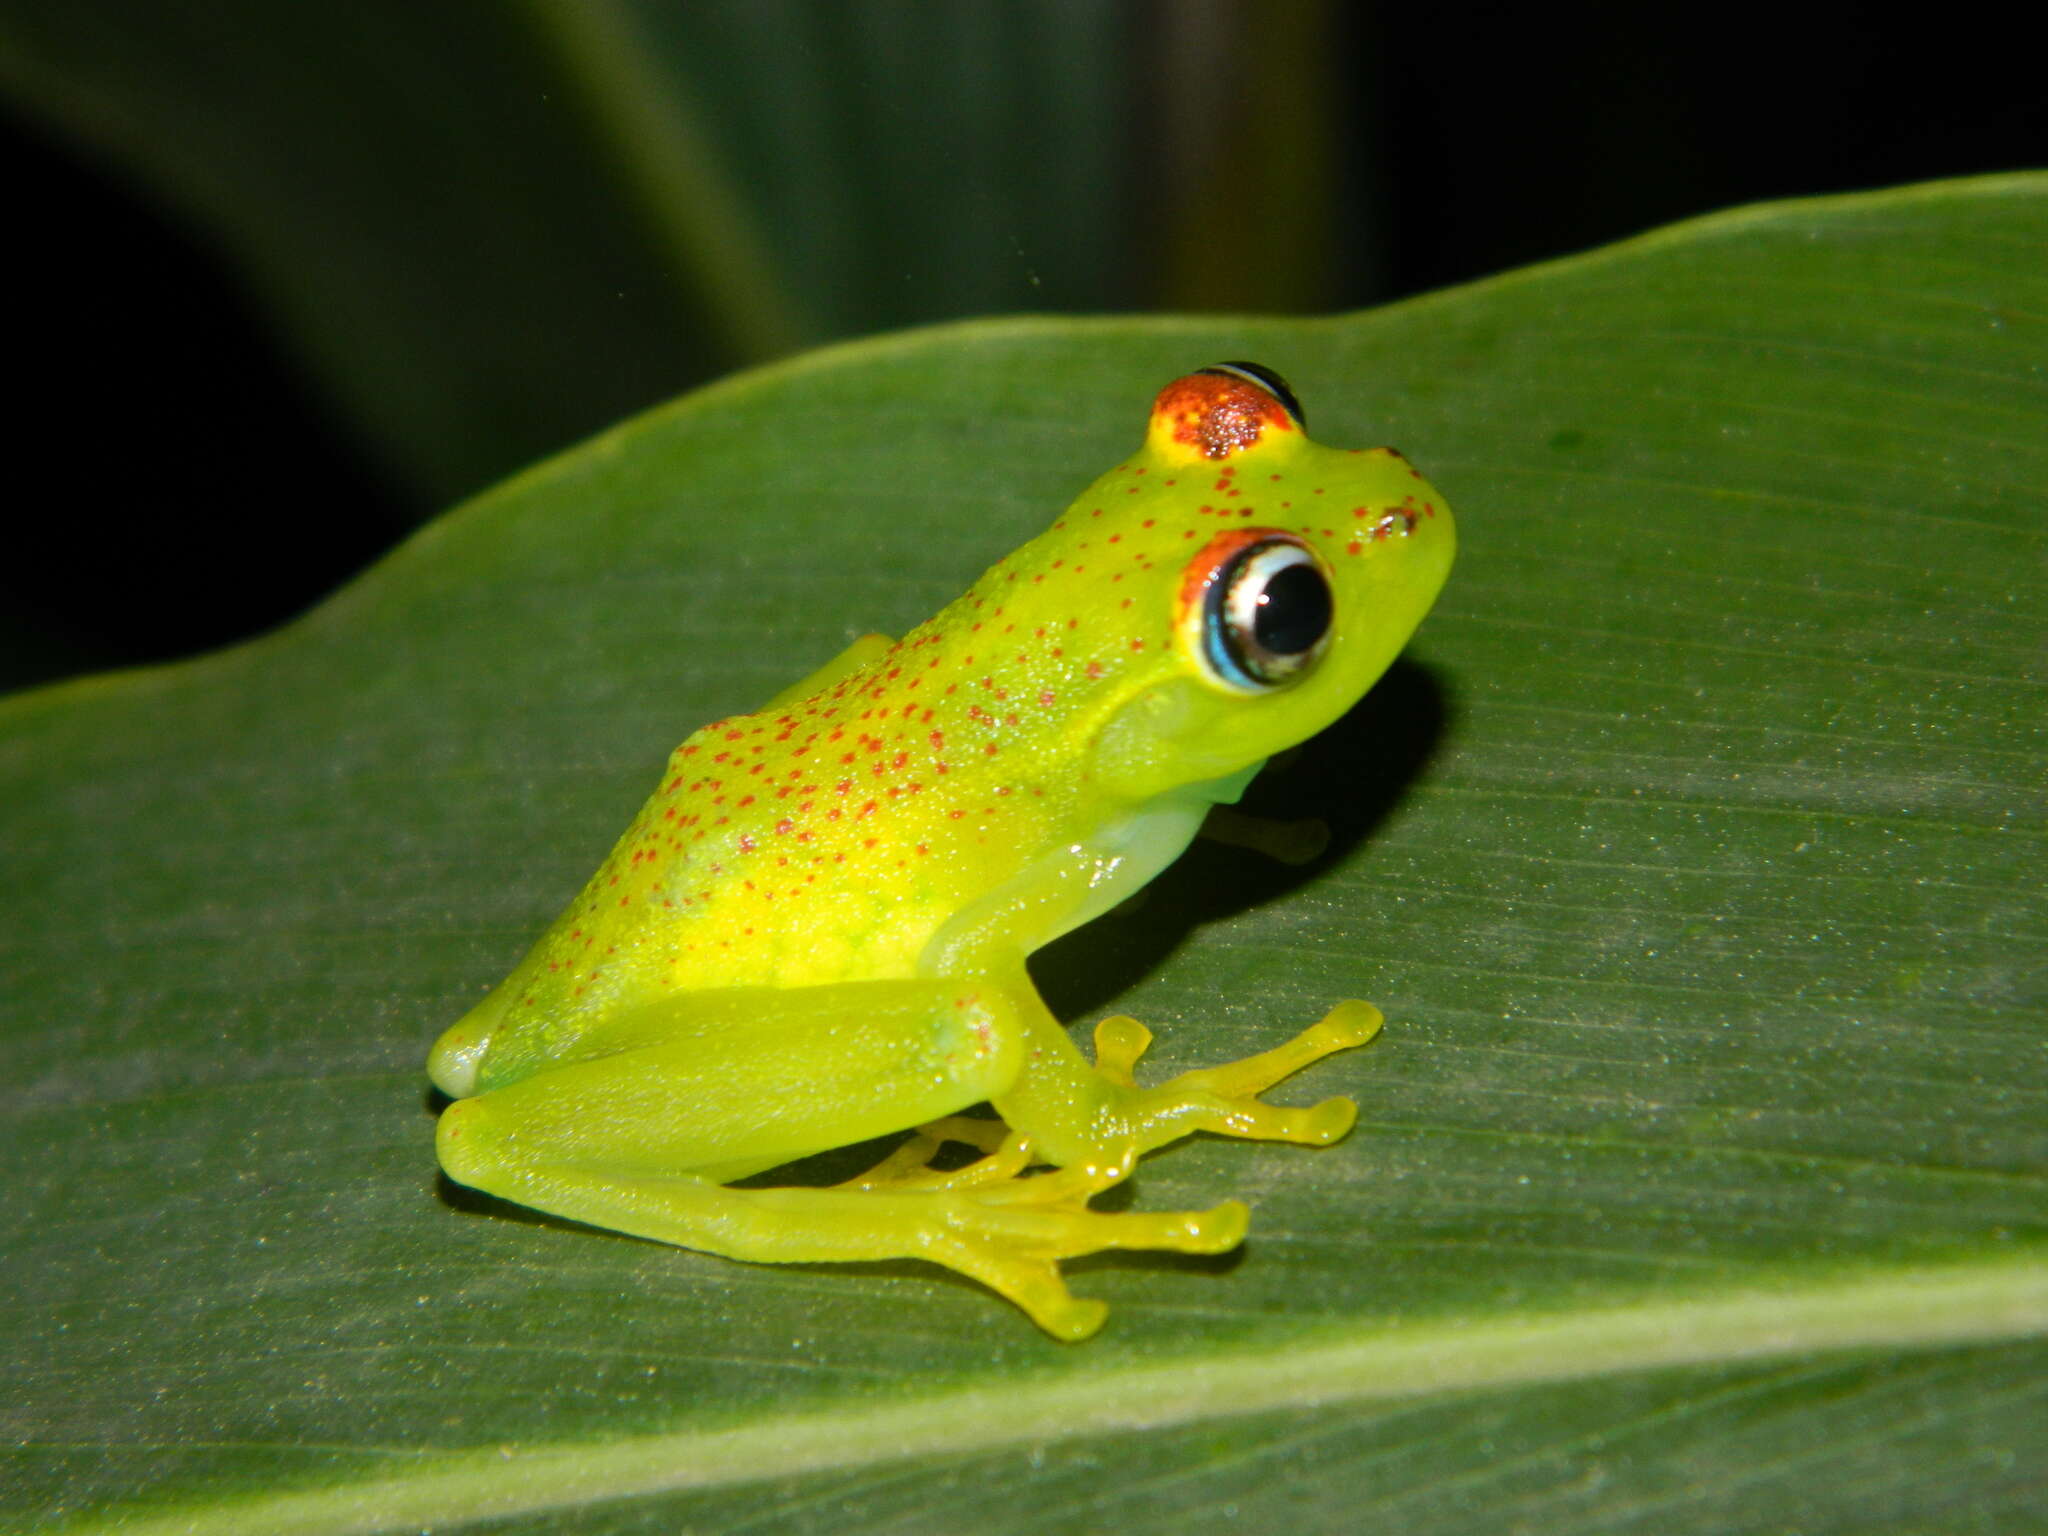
434, 978, 1248, 1339
853, 993, 1376, 1197
988, 973, 1382, 1175
1090, 1001, 1381, 1148
1198, 803, 1330, 866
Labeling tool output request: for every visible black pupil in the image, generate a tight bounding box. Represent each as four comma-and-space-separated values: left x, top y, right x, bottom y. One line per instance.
1252, 561, 1332, 657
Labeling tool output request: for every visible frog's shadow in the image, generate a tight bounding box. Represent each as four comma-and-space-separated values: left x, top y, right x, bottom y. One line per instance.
1032, 656, 1454, 1025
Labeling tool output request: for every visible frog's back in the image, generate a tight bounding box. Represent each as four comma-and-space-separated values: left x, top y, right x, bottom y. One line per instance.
536, 640, 1089, 995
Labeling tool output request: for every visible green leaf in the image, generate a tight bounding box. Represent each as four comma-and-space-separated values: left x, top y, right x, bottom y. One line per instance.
5, 175, 2044, 1533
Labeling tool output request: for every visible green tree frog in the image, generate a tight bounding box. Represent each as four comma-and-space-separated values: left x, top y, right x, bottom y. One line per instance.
430, 363, 1455, 1339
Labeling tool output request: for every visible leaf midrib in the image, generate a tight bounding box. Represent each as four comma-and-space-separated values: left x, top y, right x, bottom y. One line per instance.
81, 1253, 2048, 1536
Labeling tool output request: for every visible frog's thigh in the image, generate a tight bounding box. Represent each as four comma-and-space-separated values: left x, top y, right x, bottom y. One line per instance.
441, 979, 1022, 1191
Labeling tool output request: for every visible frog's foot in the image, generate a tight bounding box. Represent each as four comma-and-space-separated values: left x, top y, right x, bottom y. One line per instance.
841, 1116, 1033, 1192
1199, 804, 1330, 866
921, 1167, 1249, 1339
1096, 1000, 1383, 1151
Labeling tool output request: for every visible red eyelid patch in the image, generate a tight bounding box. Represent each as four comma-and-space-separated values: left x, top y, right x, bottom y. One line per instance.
1150, 372, 1297, 459
1174, 527, 1302, 631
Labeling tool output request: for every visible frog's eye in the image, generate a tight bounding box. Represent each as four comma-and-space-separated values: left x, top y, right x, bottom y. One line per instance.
1182, 530, 1335, 693
1196, 361, 1305, 428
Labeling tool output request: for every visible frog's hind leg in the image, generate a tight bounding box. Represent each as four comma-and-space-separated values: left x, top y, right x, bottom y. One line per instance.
441, 1126, 1244, 1338
434, 978, 1248, 1338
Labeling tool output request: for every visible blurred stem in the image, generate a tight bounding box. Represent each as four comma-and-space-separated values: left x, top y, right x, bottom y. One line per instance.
1152, 0, 1348, 312
525, 0, 812, 362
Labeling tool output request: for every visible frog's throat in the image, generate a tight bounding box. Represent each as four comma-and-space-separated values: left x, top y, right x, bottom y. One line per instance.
916, 762, 1263, 976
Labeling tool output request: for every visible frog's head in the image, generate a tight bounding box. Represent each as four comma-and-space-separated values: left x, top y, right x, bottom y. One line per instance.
1087, 363, 1456, 803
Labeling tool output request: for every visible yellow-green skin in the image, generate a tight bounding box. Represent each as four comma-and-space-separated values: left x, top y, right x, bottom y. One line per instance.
429, 367, 1454, 1339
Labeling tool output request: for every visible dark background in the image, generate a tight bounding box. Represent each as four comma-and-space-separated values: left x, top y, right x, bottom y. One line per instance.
5, 4, 2042, 692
